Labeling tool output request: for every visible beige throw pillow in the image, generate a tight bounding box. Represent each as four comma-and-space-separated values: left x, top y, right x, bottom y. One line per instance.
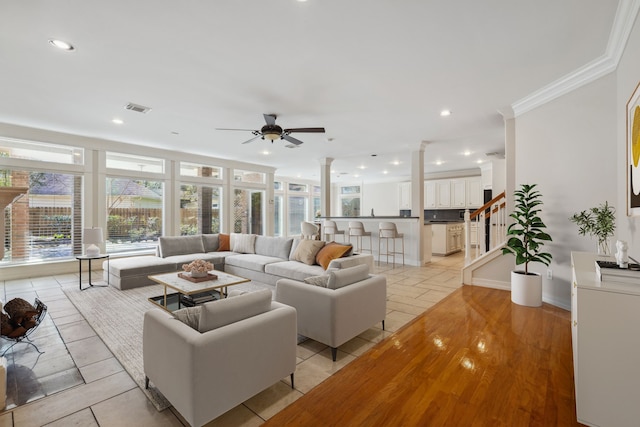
173, 306, 201, 330
303, 275, 331, 287
291, 240, 325, 265
231, 233, 256, 254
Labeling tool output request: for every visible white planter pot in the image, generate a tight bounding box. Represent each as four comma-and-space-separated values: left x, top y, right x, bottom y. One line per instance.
510, 270, 542, 307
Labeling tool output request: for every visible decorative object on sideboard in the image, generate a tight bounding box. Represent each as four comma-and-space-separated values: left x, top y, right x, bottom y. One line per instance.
182, 259, 214, 278
569, 201, 616, 255
82, 227, 103, 257
502, 184, 553, 307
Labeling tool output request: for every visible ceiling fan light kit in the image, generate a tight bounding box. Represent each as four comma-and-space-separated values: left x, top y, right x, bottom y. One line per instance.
217, 114, 325, 147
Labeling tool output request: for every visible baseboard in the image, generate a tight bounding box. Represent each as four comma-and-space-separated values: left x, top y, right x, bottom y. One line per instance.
543, 295, 571, 311
469, 277, 510, 290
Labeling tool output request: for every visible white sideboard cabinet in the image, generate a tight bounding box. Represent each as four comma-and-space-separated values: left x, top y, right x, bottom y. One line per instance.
570, 252, 640, 427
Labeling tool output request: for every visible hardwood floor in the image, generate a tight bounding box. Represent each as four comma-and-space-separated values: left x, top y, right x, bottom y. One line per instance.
263, 286, 582, 427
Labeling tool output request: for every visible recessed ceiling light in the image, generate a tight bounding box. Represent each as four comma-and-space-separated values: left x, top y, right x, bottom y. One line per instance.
354, 174, 360, 178
383, 170, 388, 174
357, 165, 366, 170
440, 109, 452, 117
436, 160, 443, 165
48, 39, 75, 51
463, 150, 471, 156
112, 118, 123, 125
391, 160, 400, 166
477, 159, 483, 164
330, 169, 336, 173
262, 150, 270, 155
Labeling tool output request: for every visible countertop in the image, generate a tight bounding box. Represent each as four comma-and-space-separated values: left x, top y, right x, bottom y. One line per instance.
424, 220, 465, 224
319, 216, 419, 219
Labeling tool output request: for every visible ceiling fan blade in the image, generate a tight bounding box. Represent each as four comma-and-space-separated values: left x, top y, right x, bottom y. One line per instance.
241, 135, 262, 144
284, 127, 325, 133
215, 128, 258, 132
282, 134, 304, 146
263, 114, 277, 125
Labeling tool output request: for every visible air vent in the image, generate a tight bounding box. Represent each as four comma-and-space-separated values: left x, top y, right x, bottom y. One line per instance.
124, 103, 152, 114
285, 144, 300, 149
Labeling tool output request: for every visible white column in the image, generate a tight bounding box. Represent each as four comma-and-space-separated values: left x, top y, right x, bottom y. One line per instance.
319, 157, 333, 216
265, 171, 275, 236
412, 142, 430, 264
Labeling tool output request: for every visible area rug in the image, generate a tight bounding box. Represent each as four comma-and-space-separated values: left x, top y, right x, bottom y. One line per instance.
63, 281, 272, 411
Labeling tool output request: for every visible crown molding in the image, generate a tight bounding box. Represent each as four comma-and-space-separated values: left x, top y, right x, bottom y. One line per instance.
512, 0, 640, 117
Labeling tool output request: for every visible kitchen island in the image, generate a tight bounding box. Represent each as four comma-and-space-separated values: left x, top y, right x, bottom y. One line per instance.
320, 216, 431, 266
426, 220, 465, 256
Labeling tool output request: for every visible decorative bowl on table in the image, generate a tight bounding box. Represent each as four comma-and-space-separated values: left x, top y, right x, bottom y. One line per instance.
182, 259, 214, 278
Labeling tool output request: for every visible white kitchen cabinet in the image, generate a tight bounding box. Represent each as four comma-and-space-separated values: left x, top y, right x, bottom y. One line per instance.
466, 176, 483, 208
571, 252, 640, 427
424, 181, 436, 208
398, 182, 411, 210
424, 176, 482, 210
451, 179, 466, 208
431, 222, 463, 255
435, 180, 451, 208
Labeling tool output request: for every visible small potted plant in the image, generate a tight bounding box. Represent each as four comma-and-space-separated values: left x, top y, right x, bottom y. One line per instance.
569, 201, 616, 255
502, 184, 553, 307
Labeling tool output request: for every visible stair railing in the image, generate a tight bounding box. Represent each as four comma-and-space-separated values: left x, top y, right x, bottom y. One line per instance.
464, 191, 506, 262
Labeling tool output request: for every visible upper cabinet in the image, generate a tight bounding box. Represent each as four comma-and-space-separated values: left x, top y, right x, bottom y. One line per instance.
466, 176, 483, 208
428, 176, 482, 210
398, 182, 411, 210
424, 181, 436, 208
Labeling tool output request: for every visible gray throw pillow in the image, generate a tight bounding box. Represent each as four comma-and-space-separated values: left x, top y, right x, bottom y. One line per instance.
173, 306, 201, 330
304, 275, 331, 287
291, 240, 325, 265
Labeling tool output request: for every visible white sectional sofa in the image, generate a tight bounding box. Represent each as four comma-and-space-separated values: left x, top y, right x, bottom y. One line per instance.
104, 233, 374, 290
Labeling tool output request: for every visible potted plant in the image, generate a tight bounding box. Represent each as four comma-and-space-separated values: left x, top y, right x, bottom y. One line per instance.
569, 201, 616, 255
502, 184, 553, 307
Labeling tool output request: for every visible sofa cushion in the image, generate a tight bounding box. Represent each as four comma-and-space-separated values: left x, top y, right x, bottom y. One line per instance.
255, 236, 293, 259
225, 254, 284, 273
303, 275, 331, 287
265, 260, 325, 281
199, 289, 272, 333
202, 234, 220, 252
327, 264, 370, 289
218, 233, 231, 251
159, 235, 205, 258
315, 242, 353, 270
108, 256, 176, 278
231, 233, 256, 254
291, 240, 325, 265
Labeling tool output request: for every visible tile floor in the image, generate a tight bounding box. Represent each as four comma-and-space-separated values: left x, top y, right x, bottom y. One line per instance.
0, 253, 464, 426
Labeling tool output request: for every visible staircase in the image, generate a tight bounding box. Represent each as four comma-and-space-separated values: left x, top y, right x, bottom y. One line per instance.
461, 191, 513, 288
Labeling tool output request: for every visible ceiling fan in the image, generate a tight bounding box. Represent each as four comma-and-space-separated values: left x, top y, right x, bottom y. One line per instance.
216, 114, 325, 146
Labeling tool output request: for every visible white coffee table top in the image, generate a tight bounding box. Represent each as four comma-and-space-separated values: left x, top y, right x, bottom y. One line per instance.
148, 270, 250, 295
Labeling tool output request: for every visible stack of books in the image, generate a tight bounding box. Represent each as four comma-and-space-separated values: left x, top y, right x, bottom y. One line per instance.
595, 260, 640, 284
181, 291, 218, 306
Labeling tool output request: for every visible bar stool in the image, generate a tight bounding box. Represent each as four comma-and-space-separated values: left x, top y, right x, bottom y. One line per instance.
378, 222, 404, 267
300, 221, 319, 240
348, 221, 372, 253
323, 220, 345, 242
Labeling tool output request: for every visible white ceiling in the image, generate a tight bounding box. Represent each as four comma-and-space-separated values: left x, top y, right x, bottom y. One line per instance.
0, 1, 620, 183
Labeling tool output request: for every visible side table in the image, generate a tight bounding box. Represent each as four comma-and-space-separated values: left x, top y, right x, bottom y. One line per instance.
76, 254, 110, 291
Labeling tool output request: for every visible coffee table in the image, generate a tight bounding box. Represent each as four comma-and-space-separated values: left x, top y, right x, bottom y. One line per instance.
148, 270, 250, 312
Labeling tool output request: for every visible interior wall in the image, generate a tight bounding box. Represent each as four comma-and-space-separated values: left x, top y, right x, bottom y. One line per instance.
362, 182, 400, 216
515, 73, 617, 308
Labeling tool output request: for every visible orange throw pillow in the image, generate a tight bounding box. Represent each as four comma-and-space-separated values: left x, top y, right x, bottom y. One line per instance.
315, 242, 352, 270
218, 233, 230, 251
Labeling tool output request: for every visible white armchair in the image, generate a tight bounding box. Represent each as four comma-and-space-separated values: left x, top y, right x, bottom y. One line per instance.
275, 266, 386, 361
143, 295, 297, 427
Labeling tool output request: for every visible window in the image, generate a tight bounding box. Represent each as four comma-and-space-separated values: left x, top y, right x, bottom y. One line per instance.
106, 177, 163, 254
340, 185, 361, 217
0, 137, 83, 164
288, 195, 308, 236
233, 189, 263, 234
106, 152, 164, 174
288, 183, 307, 192
274, 195, 283, 237
312, 185, 321, 218
180, 184, 221, 235
1, 170, 82, 264
180, 162, 222, 179
234, 170, 265, 184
